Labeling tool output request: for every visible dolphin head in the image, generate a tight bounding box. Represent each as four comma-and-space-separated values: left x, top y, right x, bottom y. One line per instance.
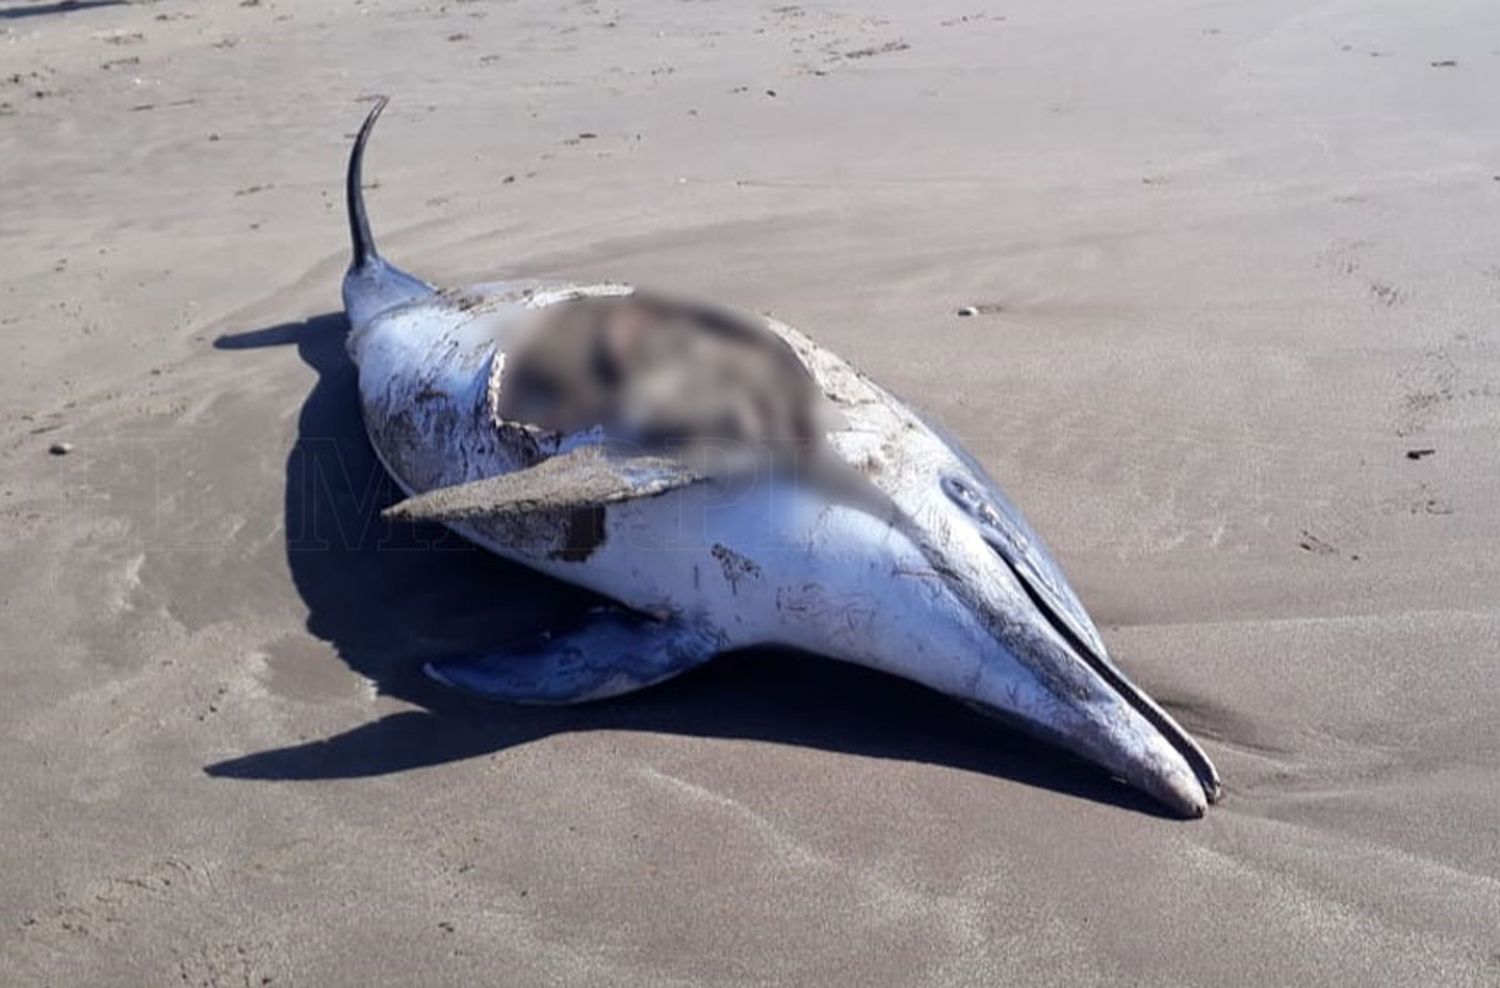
790, 412, 1222, 818
937, 457, 1220, 817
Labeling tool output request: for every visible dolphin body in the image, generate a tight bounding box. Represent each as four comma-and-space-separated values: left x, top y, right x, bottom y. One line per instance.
340, 98, 1221, 817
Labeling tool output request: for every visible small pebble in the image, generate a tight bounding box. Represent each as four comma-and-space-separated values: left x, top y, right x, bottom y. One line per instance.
49, 442, 73, 456
956, 306, 978, 317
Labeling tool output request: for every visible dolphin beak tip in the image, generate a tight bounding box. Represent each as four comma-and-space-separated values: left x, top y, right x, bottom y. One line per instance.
1184, 792, 1208, 819
1160, 774, 1209, 820
1129, 736, 1216, 819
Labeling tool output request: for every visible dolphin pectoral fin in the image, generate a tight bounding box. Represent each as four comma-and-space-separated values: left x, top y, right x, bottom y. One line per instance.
423, 609, 723, 704
382, 445, 703, 524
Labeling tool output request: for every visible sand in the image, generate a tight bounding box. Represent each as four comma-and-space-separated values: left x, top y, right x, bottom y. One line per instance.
3, 0, 1499, 984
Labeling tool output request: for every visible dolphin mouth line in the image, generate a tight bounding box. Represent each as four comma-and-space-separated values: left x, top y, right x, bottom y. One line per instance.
1008, 570, 1222, 806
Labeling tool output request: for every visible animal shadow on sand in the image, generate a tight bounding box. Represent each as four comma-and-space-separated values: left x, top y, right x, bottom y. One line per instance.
205, 313, 1173, 817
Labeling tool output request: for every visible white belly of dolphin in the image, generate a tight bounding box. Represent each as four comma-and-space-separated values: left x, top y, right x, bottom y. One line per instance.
353, 282, 982, 687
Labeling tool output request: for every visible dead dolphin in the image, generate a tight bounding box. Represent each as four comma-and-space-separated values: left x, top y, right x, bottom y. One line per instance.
340, 97, 1221, 816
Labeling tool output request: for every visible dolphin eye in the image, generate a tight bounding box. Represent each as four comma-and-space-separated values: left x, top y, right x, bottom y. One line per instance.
941, 475, 977, 511
941, 475, 1006, 532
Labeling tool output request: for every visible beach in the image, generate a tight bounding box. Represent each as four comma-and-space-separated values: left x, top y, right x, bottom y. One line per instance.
3, 0, 1499, 983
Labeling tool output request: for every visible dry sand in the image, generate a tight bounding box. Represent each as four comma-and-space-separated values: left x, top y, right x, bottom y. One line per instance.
3, 0, 1500, 984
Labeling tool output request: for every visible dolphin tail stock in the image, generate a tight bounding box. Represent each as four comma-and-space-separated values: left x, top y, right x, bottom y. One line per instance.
342, 95, 434, 328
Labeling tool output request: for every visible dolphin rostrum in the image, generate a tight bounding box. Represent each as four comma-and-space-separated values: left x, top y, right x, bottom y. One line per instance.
340, 97, 1222, 817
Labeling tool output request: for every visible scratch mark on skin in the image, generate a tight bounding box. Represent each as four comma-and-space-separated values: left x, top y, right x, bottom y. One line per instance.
774, 583, 877, 650
711, 542, 761, 593
775, 583, 823, 619
438, 286, 486, 312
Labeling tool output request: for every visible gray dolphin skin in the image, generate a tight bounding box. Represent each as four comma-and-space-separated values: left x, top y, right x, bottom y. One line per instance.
339, 97, 1222, 817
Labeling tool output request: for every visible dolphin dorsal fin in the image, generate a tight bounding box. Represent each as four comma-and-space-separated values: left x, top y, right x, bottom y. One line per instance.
381, 445, 702, 524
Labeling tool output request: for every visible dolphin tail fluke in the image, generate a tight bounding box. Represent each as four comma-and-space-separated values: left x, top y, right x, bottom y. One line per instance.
342, 95, 434, 327
346, 95, 388, 269
424, 610, 723, 704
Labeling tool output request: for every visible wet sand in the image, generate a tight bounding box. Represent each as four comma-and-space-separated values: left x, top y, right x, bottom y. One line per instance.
3, 0, 1499, 983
